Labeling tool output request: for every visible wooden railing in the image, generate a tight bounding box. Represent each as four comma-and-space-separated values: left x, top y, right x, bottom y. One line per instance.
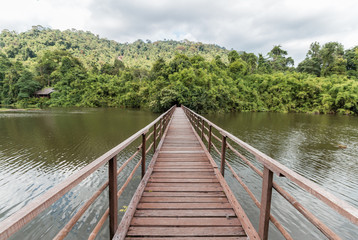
0, 106, 176, 240
182, 105, 358, 240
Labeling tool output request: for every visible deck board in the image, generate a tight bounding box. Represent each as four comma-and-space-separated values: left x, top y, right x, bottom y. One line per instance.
118, 108, 249, 239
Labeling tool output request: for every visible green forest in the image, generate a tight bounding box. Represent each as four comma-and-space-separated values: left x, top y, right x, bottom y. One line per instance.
1, 26, 357, 114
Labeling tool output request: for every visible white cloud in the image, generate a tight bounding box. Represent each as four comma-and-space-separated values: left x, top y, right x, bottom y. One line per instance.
0, 0, 357, 64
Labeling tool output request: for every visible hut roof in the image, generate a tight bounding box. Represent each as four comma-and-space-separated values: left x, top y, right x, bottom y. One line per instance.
35, 87, 55, 95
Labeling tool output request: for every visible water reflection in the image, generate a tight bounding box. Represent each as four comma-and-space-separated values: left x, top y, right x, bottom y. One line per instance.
205, 112, 358, 239
1, 109, 357, 239
0, 108, 158, 239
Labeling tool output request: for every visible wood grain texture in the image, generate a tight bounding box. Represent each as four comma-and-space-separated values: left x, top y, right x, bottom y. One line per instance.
115, 108, 250, 240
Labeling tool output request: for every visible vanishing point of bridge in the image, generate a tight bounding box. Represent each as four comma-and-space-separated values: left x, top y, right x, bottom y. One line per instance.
0, 106, 357, 240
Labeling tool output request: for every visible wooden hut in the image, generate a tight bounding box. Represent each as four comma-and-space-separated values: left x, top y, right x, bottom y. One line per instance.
34, 87, 55, 98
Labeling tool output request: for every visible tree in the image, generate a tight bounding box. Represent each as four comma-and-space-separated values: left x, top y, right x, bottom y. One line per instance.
344, 46, 358, 78
16, 70, 41, 99
228, 50, 240, 63
240, 52, 258, 73
267, 45, 294, 71
257, 54, 272, 73
320, 42, 346, 76
297, 42, 322, 76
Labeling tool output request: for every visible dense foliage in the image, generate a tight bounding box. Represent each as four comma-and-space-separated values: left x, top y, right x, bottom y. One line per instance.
0, 27, 357, 115
0, 26, 228, 70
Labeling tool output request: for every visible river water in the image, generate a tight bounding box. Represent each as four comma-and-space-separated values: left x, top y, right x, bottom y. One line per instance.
0, 108, 357, 239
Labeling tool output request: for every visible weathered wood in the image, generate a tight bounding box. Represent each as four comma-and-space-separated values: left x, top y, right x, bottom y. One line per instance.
208, 125, 212, 152
131, 217, 240, 226
0, 108, 179, 240
113, 109, 174, 240
126, 226, 245, 237
125, 237, 247, 240
148, 178, 219, 183
201, 119, 205, 140
182, 106, 358, 227
220, 135, 227, 177
259, 167, 274, 240
141, 133, 146, 178
115, 108, 252, 240
142, 192, 226, 197
144, 186, 223, 192
108, 157, 118, 238
185, 109, 260, 240
108, 156, 118, 239
226, 161, 293, 240
134, 209, 235, 217
140, 196, 228, 203
153, 123, 157, 151
147, 182, 221, 187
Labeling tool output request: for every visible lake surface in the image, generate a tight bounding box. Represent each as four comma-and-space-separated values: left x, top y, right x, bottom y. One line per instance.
0, 108, 357, 239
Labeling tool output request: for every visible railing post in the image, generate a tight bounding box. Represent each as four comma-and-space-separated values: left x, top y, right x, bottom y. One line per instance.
208, 125, 212, 152
201, 119, 204, 140
153, 123, 157, 152
159, 118, 163, 139
220, 135, 227, 176
141, 133, 146, 178
108, 156, 118, 239
259, 166, 274, 240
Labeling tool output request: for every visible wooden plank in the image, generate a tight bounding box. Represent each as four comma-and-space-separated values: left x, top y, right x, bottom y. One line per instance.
150, 173, 215, 178
131, 217, 240, 226
0, 108, 180, 240
158, 153, 207, 158
147, 182, 221, 187
148, 178, 219, 183
142, 192, 226, 197
156, 157, 209, 162
137, 202, 232, 209
116, 108, 251, 240
144, 186, 222, 192
155, 162, 211, 166
126, 227, 245, 237
161, 146, 203, 150
154, 166, 213, 170
113, 109, 175, 240
125, 237, 247, 240
185, 109, 259, 240
140, 197, 228, 203
153, 168, 214, 172
184, 107, 358, 227
134, 209, 236, 217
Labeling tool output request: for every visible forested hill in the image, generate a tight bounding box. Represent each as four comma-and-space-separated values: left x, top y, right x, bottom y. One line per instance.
1, 26, 357, 115
0, 26, 229, 69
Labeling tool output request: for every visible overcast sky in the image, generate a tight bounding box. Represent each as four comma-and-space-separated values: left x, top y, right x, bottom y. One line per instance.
1, 0, 357, 64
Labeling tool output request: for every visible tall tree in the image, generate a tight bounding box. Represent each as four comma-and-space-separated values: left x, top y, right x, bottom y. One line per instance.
267, 45, 294, 71
297, 42, 322, 76
320, 42, 346, 76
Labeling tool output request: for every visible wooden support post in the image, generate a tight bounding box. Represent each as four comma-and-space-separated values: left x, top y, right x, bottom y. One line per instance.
208, 125, 212, 152
141, 133, 146, 178
259, 166, 274, 240
201, 119, 204, 140
153, 123, 157, 152
108, 156, 118, 239
160, 118, 163, 138
220, 135, 227, 176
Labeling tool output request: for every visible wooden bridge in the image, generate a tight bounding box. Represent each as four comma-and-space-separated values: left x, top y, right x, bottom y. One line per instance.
1, 106, 358, 240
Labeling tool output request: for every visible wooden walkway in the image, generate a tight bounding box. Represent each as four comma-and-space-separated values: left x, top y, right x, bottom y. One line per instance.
117, 108, 252, 239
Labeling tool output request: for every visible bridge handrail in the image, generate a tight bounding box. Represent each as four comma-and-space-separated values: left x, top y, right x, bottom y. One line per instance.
182, 105, 358, 240
0, 105, 176, 240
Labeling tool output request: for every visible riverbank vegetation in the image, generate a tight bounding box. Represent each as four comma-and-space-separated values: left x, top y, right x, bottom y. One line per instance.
0, 27, 357, 114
